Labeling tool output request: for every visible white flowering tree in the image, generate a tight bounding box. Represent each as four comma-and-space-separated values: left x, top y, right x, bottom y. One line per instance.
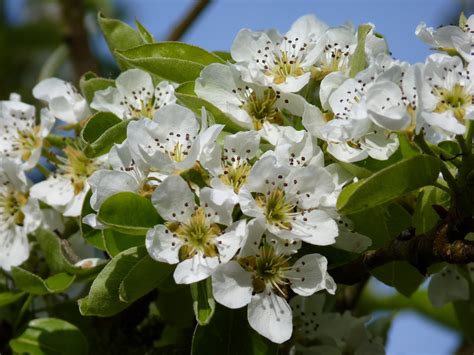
1, 11, 474, 355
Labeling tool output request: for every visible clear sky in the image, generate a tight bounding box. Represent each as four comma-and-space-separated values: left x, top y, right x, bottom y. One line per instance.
6, 0, 467, 353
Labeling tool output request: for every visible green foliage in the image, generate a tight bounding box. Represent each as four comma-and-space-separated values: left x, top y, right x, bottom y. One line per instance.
79, 72, 115, 104
11, 267, 75, 295
413, 186, 451, 235
79, 246, 146, 316
10, 318, 88, 355
117, 42, 224, 83
190, 278, 215, 325
97, 192, 163, 235
350, 24, 372, 77
83, 119, 129, 158
98, 13, 144, 69
337, 155, 440, 214
372, 261, 425, 297
191, 305, 278, 355
102, 229, 145, 257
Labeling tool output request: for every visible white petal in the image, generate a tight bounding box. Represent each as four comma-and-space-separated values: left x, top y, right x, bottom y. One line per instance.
215, 220, 247, 263
173, 254, 219, 284
247, 292, 293, 344
287, 253, 336, 296
151, 175, 195, 223
146, 225, 182, 264
428, 265, 469, 307
212, 260, 253, 309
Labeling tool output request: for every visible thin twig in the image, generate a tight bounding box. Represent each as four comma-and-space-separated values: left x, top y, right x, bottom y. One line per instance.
166, 0, 211, 41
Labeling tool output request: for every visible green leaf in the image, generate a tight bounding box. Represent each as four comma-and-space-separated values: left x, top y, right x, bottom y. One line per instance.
85, 120, 129, 158
212, 51, 233, 62
347, 203, 411, 249
36, 229, 104, 280
12, 267, 50, 295
10, 318, 88, 355
102, 229, 145, 257
98, 192, 162, 235
371, 261, 425, 297
156, 285, 195, 327
44, 273, 76, 293
191, 305, 278, 355
175, 81, 241, 133
350, 24, 372, 77
337, 155, 440, 214
11, 267, 75, 295
81, 112, 122, 144
118, 255, 173, 303
117, 42, 223, 83
80, 189, 106, 251
79, 71, 115, 104
454, 298, 474, 343
135, 19, 155, 44
413, 186, 451, 235
79, 246, 147, 317
0, 291, 26, 307
190, 278, 215, 325
98, 13, 143, 69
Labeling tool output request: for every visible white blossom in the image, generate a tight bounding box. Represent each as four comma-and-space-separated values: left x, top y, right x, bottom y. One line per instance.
0, 95, 54, 169
91, 69, 176, 119
30, 147, 103, 217
33, 78, 89, 124
146, 175, 246, 284
239, 156, 339, 245
127, 104, 223, 174
0, 159, 41, 271
230, 15, 328, 92
212, 229, 335, 343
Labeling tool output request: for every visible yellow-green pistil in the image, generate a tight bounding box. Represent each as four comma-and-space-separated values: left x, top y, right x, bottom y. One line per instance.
269, 51, 305, 85
242, 89, 282, 130
434, 83, 473, 123
255, 188, 295, 230
240, 245, 291, 298
219, 161, 252, 193
0, 190, 28, 226
15, 126, 42, 161
63, 147, 98, 195
167, 207, 222, 261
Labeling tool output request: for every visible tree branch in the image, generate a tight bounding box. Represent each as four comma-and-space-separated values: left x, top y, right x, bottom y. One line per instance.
58, 0, 99, 79
331, 220, 474, 285
166, 0, 211, 41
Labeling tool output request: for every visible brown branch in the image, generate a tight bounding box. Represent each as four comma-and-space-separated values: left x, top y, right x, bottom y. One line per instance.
166, 0, 211, 41
331, 220, 474, 285
58, 0, 99, 79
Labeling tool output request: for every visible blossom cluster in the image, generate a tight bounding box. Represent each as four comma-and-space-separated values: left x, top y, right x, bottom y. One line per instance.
2, 12, 474, 350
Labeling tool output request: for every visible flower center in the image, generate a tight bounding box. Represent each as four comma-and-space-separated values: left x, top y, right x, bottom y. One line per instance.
219, 161, 252, 193
255, 187, 295, 230
434, 84, 473, 122
168, 207, 222, 260
242, 89, 281, 129
0, 190, 28, 226
63, 147, 98, 195
239, 245, 290, 297
312, 44, 351, 81
169, 142, 187, 162
269, 51, 305, 84
15, 126, 42, 161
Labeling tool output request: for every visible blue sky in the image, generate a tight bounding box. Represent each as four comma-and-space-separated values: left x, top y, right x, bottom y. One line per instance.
6, 0, 466, 353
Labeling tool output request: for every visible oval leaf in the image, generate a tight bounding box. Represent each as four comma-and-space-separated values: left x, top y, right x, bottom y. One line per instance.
337, 155, 440, 214
10, 318, 88, 355
97, 192, 162, 235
